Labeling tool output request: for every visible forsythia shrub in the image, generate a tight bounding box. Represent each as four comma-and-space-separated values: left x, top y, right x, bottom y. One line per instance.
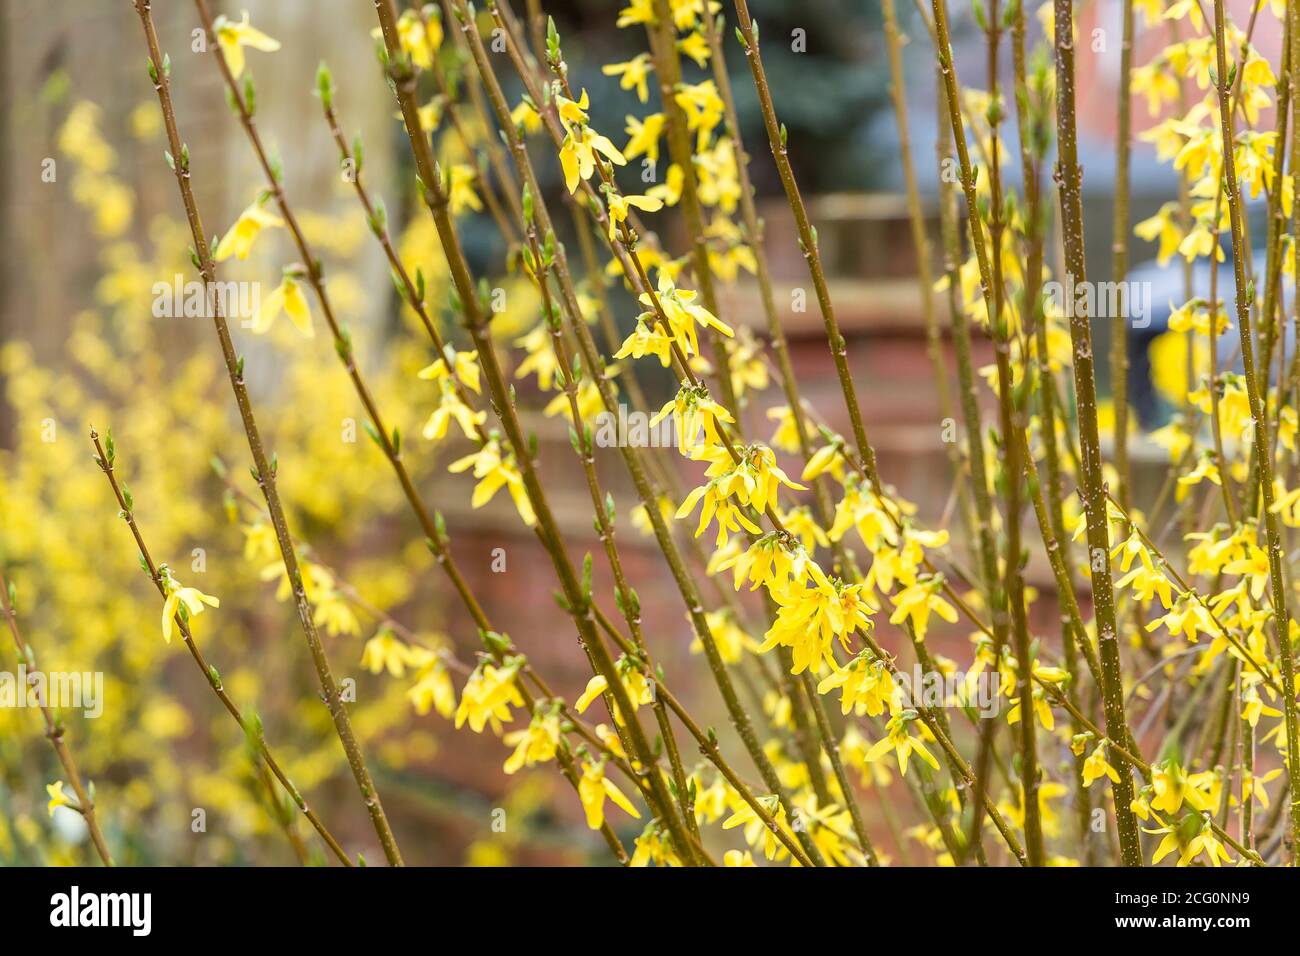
2, 0, 1298, 868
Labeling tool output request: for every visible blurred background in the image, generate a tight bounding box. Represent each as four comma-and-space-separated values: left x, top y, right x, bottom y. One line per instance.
0, 0, 1265, 864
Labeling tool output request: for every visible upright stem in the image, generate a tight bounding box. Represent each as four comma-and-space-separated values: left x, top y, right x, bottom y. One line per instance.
1052, 0, 1142, 865
131, 0, 402, 865
374, 0, 696, 863
1211, 0, 1300, 863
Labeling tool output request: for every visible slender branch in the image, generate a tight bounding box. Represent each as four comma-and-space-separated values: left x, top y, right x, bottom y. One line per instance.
130, 0, 402, 865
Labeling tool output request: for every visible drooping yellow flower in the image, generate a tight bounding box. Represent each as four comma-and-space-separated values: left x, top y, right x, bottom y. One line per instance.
486, 98, 527, 141
420, 348, 482, 394
1150, 760, 1209, 815
677, 30, 711, 68
448, 164, 482, 216
649, 383, 734, 453
213, 10, 281, 80
624, 113, 667, 163
614, 317, 676, 367
888, 575, 958, 641
422, 380, 486, 442
601, 54, 654, 103
1148, 814, 1232, 867
454, 658, 524, 733
647, 163, 685, 206
616, 0, 655, 28
502, 710, 562, 774
214, 200, 284, 262
448, 438, 537, 527
361, 628, 417, 678
606, 191, 663, 241
817, 651, 896, 717
722, 793, 796, 862
560, 126, 628, 194
673, 80, 724, 149
578, 760, 641, 829
630, 823, 683, 867
407, 656, 456, 718
159, 569, 220, 644
761, 564, 872, 674
46, 781, 71, 817
1082, 744, 1121, 787
1134, 202, 1183, 265
865, 712, 940, 777
251, 274, 313, 338
370, 8, 442, 70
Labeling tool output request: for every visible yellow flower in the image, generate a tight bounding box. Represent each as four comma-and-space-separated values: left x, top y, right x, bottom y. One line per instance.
647, 163, 685, 206
46, 781, 71, 817
677, 31, 711, 68
722, 794, 795, 862
616, 0, 655, 28
761, 565, 872, 674
1150, 760, 1209, 815
502, 710, 562, 773
1178, 222, 1225, 263
606, 191, 663, 241
817, 651, 895, 717
614, 317, 676, 367
1133, 202, 1183, 265
361, 629, 417, 678
601, 54, 654, 103
673, 80, 724, 149
560, 126, 628, 193
888, 575, 958, 641
370, 8, 442, 70
649, 383, 734, 453
624, 113, 667, 163
865, 712, 940, 777
448, 164, 482, 216
630, 823, 683, 867
454, 658, 525, 733
511, 98, 541, 134
639, 273, 733, 358
419, 348, 482, 394
1163, 1, 1205, 41
780, 505, 830, 553
159, 569, 220, 644
1082, 744, 1121, 787
407, 657, 456, 718
422, 380, 486, 442
448, 438, 537, 527
1146, 594, 1216, 644
574, 674, 610, 714
1148, 814, 1232, 867
251, 274, 313, 338
214, 200, 284, 262
693, 610, 759, 664
578, 760, 641, 829
802, 442, 847, 482
1176, 452, 1221, 502
241, 520, 277, 562
213, 10, 281, 80
1131, 62, 1180, 116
